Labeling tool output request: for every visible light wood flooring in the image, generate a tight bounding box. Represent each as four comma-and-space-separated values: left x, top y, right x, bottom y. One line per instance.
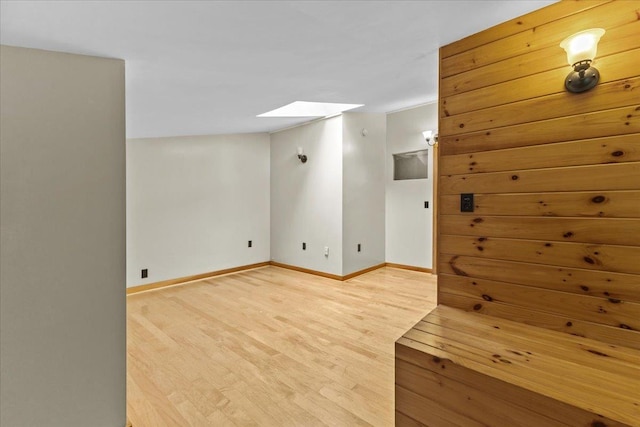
127, 266, 437, 426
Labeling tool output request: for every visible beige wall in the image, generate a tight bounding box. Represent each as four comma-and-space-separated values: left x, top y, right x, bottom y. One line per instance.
0, 45, 126, 426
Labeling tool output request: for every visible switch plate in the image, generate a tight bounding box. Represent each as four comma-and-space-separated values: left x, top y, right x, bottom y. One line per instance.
461, 193, 474, 212
248, 240, 252, 248
324, 246, 329, 256
357, 243, 361, 252
302, 242, 306, 250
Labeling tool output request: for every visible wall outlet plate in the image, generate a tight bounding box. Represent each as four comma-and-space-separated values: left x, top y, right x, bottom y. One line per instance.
461, 193, 474, 212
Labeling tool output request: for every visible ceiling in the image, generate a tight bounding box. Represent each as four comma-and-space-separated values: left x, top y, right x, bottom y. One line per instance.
1, 0, 555, 139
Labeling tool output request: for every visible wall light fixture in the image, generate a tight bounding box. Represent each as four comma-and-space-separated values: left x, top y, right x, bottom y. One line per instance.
297, 147, 307, 163
560, 28, 605, 93
422, 130, 438, 146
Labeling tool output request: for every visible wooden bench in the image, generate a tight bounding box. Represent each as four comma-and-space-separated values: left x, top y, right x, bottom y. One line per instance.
395, 306, 640, 427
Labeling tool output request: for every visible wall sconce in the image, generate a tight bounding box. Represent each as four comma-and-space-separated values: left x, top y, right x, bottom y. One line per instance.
297, 147, 307, 163
560, 28, 605, 93
422, 130, 438, 147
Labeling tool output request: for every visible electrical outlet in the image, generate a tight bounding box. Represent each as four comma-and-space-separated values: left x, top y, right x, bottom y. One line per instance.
141, 269, 148, 279
248, 240, 252, 248
461, 193, 474, 212
324, 246, 329, 257
302, 242, 306, 250
424, 201, 429, 209
357, 243, 361, 252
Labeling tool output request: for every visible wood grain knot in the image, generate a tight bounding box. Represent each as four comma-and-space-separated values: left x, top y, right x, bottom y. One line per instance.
608, 298, 621, 304
619, 324, 632, 330
563, 232, 574, 238
591, 195, 606, 203
482, 294, 493, 302
583, 256, 595, 265
580, 285, 589, 292
591, 421, 608, 427
476, 246, 484, 252
473, 218, 483, 223
432, 356, 441, 363
566, 321, 573, 327
544, 243, 552, 247
587, 349, 610, 357
473, 304, 482, 311
511, 175, 519, 180
610, 151, 624, 157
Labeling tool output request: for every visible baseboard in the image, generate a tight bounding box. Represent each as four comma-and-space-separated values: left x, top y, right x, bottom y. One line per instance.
385, 262, 433, 274
270, 261, 386, 281
126, 261, 270, 295
126, 261, 430, 295
342, 263, 387, 280
269, 261, 344, 280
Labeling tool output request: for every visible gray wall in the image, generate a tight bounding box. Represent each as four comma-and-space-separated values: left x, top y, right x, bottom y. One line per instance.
127, 133, 271, 287
0, 45, 126, 426
386, 103, 436, 268
270, 116, 344, 276
342, 113, 386, 275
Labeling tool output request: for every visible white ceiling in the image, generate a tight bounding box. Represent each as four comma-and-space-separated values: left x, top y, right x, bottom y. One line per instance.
1, 0, 555, 138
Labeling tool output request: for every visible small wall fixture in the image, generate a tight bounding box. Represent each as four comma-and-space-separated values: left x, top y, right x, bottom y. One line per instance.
560, 28, 605, 93
422, 130, 438, 146
297, 147, 307, 163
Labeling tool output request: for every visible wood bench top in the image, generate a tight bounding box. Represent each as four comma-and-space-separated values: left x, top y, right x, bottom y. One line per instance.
396, 306, 640, 426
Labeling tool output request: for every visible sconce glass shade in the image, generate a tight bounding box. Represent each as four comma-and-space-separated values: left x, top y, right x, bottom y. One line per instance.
422, 130, 433, 140
560, 28, 605, 93
560, 28, 605, 66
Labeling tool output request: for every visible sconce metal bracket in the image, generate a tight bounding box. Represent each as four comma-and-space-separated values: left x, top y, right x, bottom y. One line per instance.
565, 60, 600, 93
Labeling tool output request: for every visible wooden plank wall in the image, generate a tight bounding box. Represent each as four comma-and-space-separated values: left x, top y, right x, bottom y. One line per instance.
437, 0, 640, 349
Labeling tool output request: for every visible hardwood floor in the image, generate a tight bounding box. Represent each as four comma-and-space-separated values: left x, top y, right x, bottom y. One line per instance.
127, 266, 437, 426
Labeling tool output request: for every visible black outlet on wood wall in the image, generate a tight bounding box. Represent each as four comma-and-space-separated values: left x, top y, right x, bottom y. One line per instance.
461, 193, 474, 212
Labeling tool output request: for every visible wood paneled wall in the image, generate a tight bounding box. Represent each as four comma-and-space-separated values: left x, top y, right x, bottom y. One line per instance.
437, 0, 640, 349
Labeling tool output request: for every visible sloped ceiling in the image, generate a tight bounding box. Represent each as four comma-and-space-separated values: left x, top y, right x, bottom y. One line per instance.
0, 1, 555, 138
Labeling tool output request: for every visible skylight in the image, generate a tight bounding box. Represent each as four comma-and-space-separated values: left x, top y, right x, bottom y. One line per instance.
257, 101, 363, 118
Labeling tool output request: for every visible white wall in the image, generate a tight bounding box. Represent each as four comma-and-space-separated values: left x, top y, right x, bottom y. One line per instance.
126, 133, 270, 287
342, 113, 386, 275
386, 103, 437, 269
1, 45, 126, 426
270, 116, 343, 276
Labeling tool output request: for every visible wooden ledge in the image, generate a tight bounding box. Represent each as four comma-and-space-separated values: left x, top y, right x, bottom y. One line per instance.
396, 306, 640, 426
